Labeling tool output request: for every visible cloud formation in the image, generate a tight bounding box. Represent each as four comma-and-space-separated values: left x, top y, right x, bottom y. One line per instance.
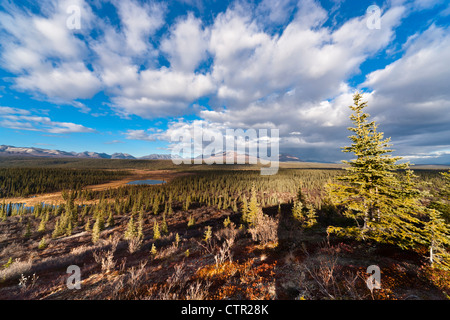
0, 107, 94, 134
0, 0, 449, 162
363, 24, 450, 161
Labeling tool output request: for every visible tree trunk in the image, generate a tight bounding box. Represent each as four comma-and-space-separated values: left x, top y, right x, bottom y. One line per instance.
430, 243, 434, 267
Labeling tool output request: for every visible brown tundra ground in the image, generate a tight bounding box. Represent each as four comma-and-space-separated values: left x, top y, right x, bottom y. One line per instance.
0, 168, 449, 300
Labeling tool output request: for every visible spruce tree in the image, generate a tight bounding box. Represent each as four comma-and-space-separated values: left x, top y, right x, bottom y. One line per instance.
292, 200, 304, 221
232, 199, 238, 213
153, 219, 161, 240
107, 211, 115, 227
441, 170, 450, 197
37, 212, 48, 233
85, 217, 91, 232
303, 205, 318, 228
0, 202, 6, 221
187, 215, 195, 228
52, 217, 63, 238
66, 219, 73, 236
421, 170, 450, 269
436, 170, 450, 222
203, 226, 212, 243
246, 183, 259, 226
124, 216, 137, 240
327, 93, 425, 249
241, 195, 249, 223
223, 216, 231, 228
24, 220, 32, 238
424, 208, 450, 270
150, 243, 157, 256
137, 210, 144, 240
38, 236, 47, 250
292, 195, 317, 228
7, 203, 12, 217
153, 198, 160, 215
175, 233, 181, 247
92, 215, 102, 243
161, 212, 168, 234
185, 195, 191, 211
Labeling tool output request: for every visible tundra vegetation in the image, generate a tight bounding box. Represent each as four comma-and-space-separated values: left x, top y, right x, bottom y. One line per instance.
0, 94, 449, 300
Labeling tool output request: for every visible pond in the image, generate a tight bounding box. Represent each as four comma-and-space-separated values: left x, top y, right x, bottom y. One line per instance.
2, 202, 54, 214
126, 179, 166, 185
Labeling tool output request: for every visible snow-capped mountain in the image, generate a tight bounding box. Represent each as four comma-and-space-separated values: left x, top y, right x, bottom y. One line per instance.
111, 153, 136, 159
140, 154, 181, 160
278, 153, 302, 162
0, 145, 174, 160
0, 145, 109, 158
0, 145, 304, 162
197, 151, 302, 162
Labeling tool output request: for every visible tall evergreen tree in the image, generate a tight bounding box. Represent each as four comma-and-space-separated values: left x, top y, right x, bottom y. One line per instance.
292, 188, 318, 228
246, 183, 259, 226
327, 93, 426, 249
137, 210, 144, 240
241, 195, 249, 223
421, 170, 450, 269
442, 171, 450, 195
124, 216, 137, 240
434, 170, 450, 222
424, 208, 450, 270
92, 214, 103, 243
153, 219, 161, 240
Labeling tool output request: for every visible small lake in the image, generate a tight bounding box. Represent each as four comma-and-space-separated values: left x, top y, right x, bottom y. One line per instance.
126, 179, 166, 185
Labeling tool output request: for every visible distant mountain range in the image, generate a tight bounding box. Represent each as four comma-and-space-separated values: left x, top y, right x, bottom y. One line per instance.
198, 151, 302, 163
139, 154, 180, 160
0, 145, 303, 162
279, 154, 302, 162
0, 145, 169, 160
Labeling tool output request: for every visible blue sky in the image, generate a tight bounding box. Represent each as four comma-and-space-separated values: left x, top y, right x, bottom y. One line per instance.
0, 0, 449, 163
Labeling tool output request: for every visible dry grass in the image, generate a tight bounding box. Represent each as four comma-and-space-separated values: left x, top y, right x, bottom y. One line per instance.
127, 237, 143, 254
145, 261, 212, 300
111, 261, 148, 300
0, 258, 33, 283
277, 242, 372, 300
213, 224, 238, 268
18, 273, 39, 292
13, 239, 117, 284
156, 263, 190, 300
155, 243, 179, 260
248, 211, 278, 245
185, 280, 211, 300
0, 241, 26, 262
93, 236, 119, 273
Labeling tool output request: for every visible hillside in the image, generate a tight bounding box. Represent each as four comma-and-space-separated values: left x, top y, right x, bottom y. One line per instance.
0, 168, 449, 301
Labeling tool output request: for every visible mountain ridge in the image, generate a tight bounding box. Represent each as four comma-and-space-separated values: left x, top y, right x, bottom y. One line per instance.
0, 145, 158, 160
0, 145, 304, 162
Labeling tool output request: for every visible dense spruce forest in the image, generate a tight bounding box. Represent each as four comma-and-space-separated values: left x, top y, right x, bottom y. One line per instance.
0, 157, 180, 170
0, 168, 128, 198
1, 167, 446, 238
